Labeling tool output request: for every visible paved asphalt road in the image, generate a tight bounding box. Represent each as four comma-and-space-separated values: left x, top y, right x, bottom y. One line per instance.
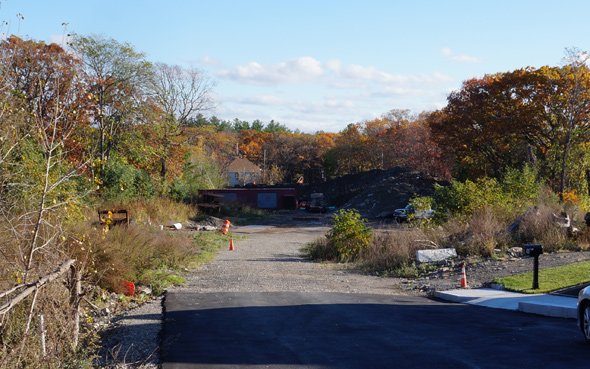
160, 225, 590, 368
162, 292, 590, 369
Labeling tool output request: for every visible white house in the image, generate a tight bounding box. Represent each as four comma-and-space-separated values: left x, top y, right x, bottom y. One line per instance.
227, 157, 262, 186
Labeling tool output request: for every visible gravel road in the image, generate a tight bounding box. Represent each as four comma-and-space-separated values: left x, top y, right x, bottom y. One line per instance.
174, 225, 412, 295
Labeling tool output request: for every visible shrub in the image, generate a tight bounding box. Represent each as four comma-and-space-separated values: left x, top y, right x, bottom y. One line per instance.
101, 154, 155, 201
302, 237, 338, 261
360, 229, 423, 275
516, 203, 571, 252
453, 207, 511, 257
79, 224, 196, 294
327, 209, 372, 262
435, 165, 542, 222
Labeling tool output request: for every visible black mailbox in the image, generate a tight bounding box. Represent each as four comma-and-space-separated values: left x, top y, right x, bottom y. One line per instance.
522, 244, 543, 257
522, 244, 543, 289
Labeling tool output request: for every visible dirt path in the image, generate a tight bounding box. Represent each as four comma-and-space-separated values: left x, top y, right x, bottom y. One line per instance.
175, 225, 415, 295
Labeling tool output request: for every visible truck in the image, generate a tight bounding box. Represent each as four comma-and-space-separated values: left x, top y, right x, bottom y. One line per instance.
392, 204, 434, 223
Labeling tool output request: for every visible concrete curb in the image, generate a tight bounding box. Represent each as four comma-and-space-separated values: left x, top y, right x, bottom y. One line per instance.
518, 301, 577, 319
434, 288, 578, 319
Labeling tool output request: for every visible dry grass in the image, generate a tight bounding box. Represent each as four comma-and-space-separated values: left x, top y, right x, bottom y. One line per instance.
457, 207, 511, 257
516, 204, 576, 252
302, 237, 338, 261
77, 223, 196, 295
0, 282, 96, 369
0, 197, 210, 368
92, 198, 195, 227
359, 229, 426, 275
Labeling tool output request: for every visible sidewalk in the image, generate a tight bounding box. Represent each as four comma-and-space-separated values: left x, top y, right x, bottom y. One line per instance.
433, 288, 578, 319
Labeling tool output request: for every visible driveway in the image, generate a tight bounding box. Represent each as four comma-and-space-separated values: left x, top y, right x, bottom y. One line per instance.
161, 225, 590, 368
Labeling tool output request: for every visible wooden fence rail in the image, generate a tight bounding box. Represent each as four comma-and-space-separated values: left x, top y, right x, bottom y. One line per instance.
0, 259, 76, 315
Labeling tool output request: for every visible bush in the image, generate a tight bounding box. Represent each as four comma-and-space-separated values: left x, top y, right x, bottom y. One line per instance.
327, 209, 372, 262
435, 165, 541, 222
303, 237, 338, 261
77, 224, 197, 294
516, 203, 572, 252
452, 207, 511, 257
360, 229, 424, 275
101, 154, 155, 201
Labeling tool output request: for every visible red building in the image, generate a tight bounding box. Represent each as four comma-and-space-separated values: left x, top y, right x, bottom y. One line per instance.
199, 188, 297, 210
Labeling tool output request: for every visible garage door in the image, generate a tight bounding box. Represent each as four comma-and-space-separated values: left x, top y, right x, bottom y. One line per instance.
257, 193, 277, 209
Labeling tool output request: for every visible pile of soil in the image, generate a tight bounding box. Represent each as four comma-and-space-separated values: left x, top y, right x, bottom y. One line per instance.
302, 167, 444, 219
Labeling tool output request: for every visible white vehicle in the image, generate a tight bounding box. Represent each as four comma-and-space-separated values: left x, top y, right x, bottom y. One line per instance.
392, 204, 434, 222
578, 285, 590, 341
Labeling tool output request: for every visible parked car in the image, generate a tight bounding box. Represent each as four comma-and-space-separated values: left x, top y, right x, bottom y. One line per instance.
392, 204, 434, 223
578, 285, 590, 341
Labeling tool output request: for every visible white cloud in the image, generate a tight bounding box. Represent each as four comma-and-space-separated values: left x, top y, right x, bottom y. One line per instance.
200, 55, 223, 67
234, 95, 284, 106
217, 56, 323, 84
441, 47, 481, 63
325, 59, 342, 73
210, 56, 458, 132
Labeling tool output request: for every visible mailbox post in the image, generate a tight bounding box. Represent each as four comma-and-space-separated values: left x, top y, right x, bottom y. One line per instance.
522, 244, 543, 289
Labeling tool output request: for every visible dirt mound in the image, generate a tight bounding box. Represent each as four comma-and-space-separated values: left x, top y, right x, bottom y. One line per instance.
302, 167, 444, 219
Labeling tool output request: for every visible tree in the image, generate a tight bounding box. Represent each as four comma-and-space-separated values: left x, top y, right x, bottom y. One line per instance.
428, 61, 590, 196
149, 63, 214, 124
556, 48, 590, 200
69, 34, 152, 183
0, 37, 90, 362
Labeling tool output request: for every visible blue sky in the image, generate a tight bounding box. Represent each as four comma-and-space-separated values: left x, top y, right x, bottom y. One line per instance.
1, 0, 590, 132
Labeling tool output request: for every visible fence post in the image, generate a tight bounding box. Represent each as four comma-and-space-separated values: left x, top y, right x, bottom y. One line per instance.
69, 264, 82, 350
39, 314, 46, 357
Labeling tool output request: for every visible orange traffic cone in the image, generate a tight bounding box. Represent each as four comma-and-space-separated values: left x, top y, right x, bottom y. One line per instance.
460, 262, 468, 288
229, 238, 235, 251
221, 219, 230, 235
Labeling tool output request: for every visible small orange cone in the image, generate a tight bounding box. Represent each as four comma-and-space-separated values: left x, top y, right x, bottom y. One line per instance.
460, 262, 468, 288
229, 238, 235, 251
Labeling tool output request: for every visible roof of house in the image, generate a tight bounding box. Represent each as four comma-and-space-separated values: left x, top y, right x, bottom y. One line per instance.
227, 157, 262, 173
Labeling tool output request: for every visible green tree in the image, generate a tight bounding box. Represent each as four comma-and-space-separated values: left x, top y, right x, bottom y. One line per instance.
69, 34, 152, 182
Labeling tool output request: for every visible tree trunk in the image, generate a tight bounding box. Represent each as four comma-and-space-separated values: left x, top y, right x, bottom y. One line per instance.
559, 128, 573, 202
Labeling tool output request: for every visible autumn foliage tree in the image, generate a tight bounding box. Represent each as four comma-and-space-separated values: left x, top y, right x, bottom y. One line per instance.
0, 36, 92, 367
428, 59, 590, 198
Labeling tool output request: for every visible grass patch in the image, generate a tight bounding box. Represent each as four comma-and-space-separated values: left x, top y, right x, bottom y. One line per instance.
189, 231, 229, 267
494, 260, 590, 293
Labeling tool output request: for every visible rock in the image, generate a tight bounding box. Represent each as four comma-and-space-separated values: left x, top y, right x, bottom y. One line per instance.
137, 286, 152, 295
416, 248, 457, 263
201, 225, 217, 231
508, 247, 523, 257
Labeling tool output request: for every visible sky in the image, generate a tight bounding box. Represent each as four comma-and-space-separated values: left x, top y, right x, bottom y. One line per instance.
1, 0, 590, 133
